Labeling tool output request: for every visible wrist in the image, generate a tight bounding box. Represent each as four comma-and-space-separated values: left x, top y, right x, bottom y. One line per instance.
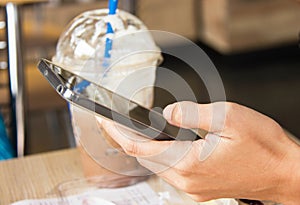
277, 140, 300, 204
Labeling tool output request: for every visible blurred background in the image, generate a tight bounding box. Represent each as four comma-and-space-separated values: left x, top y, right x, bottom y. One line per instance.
0, 0, 299, 156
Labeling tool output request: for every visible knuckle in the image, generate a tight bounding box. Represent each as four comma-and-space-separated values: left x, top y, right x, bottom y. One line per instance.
224, 102, 240, 129
207, 102, 228, 132
213, 101, 238, 132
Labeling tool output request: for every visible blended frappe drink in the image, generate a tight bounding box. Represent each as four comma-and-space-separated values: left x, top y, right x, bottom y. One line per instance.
53, 9, 162, 182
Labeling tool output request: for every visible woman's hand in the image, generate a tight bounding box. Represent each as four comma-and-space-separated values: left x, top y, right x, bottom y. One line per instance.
99, 101, 300, 204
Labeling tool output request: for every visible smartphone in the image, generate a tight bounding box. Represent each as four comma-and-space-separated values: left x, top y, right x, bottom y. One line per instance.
37, 59, 200, 141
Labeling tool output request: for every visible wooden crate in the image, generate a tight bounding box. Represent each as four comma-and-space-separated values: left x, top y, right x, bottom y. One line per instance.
199, 0, 300, 53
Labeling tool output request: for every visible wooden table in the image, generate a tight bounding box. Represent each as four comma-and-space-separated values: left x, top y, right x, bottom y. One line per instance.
1, 139, 296, 205
0, 148, 203, 205
2, 146, 288, 205
0, 149, 83, 204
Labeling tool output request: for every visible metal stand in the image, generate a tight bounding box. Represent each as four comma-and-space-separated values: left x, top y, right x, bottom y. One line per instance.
5, 3, 25, 157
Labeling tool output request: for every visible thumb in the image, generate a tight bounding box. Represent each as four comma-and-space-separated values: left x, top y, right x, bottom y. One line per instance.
163, 101, 227, 133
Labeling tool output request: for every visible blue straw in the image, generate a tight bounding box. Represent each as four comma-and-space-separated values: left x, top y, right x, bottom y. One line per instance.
103, 23, 114, 60
74, 80, 91, 93
103, 0, 118, 69
108, 0, 118, 15
75, 0, 119, 93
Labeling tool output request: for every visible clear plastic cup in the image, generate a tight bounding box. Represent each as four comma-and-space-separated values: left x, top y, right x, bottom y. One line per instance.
57, 176, 145, 205
56, 176, 243, 205
53, 9, 162, 182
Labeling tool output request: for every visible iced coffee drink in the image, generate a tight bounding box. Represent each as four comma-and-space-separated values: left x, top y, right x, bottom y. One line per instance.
53, 9, 162, 180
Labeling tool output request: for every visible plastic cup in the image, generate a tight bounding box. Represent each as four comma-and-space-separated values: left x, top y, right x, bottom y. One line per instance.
53, 9, 162, 184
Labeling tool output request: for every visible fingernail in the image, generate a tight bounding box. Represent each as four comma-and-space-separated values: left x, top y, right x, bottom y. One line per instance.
163, 103, 176, 121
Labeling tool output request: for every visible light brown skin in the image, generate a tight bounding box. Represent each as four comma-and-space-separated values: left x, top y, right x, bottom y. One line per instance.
99, 102, 300, 204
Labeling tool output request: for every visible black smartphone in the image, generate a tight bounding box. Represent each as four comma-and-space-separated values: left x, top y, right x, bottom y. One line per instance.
37, 59, 201, 141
